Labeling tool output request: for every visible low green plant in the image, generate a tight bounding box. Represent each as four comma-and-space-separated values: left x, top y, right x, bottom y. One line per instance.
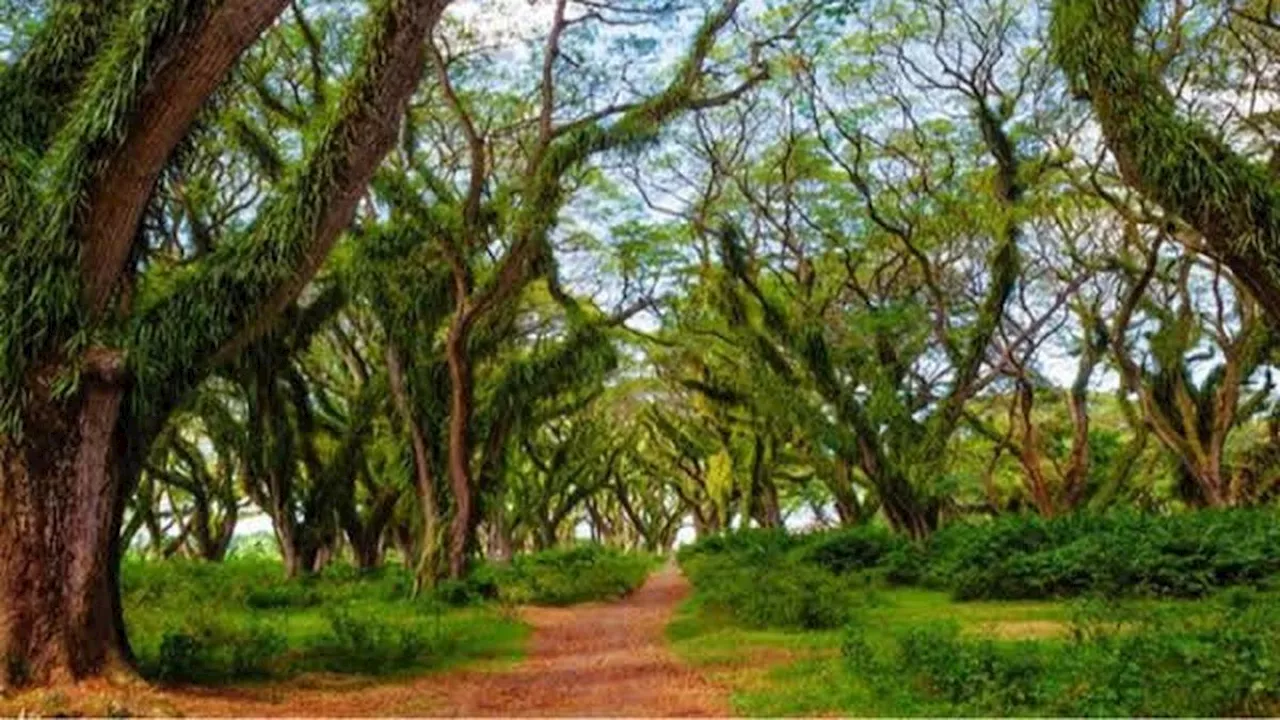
682, 509, 1280, 609
838, 593, 1280, 716
927, 509, 1280, 600
148, 618, 287, 683
476, 544, 654, 606
306, 606, 435, 674
682, 549, 861, 629
123, 556, 525, 684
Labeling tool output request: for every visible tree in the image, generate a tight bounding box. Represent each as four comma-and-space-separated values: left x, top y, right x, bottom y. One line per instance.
1108, 234, 1277, 506
368, 0, 807, 577
0, 0, 448, 687
664, 0, 1029, 536
1051, 0, 1280, 323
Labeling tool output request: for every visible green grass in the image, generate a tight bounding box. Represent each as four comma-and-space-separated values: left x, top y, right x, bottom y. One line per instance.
667, 586, 1067, 716
122, 543, 656, 685
123, 556, 529, 685
669, 584, 1280, 716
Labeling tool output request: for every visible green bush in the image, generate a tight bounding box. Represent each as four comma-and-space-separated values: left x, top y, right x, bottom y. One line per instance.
793, 525, 908, 575
841, 595, 1280, 716
681, 532, 865, 629
149, 619, 287, 683
695, 557, 856, 629
244, 583, 321, 610
682, 510, 1280, 607
124, 556, 525, 684
477, 544, 654, 606
306, 606, 435, 674
679, 527, 801, 561
897, 622, 1046, 712
432, 577, 489, 606
928, 510, 1280, 600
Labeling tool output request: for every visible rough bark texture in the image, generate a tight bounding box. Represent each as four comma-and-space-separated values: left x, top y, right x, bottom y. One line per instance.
80, 0, 290, 316
0, 356, 132, 689
1, 0, 450, 691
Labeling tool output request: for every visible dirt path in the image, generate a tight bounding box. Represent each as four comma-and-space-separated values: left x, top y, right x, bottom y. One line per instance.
168, 567, 729, 717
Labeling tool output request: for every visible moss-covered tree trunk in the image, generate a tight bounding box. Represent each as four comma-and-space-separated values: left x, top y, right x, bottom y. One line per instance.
386, 343, 443, 587
1051, 0, 1280, 324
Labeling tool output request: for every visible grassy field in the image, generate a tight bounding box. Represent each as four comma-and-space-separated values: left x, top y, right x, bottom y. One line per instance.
670, 586, 1280, 716
669, 587, 1066, 716
672, 516, 1280, 716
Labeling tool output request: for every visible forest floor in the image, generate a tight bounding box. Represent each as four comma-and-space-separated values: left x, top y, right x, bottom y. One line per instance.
159, 566, 730, 716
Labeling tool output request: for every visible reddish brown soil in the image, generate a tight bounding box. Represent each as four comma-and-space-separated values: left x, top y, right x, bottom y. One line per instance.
165, 567, 729, 717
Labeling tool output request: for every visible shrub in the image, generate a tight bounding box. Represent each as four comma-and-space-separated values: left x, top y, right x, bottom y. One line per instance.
432, 578, 486, 606
840, 595, 1280, 716
124, 556, 523, 683
478, 544, 654, 606
149, 619, 287, 684
244, 583, 320, 610
679, 527, 800, 562
683, 546, 860, 629
307, 606, 434, 674
794, 525, 908, 575
928, 509, 1280, 600
897, 622, 1046, 713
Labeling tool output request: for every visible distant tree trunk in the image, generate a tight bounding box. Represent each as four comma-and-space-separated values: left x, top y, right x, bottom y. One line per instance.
274, 510, 334, 578
534, 510, 559, 551
585, 499, 614, 546
342, 489, 400, 572
747, 434, 783, 528
445, 324, 476, 579
386, 343, 443, 588
391, 522, 416, 566
350, 536, 382, 571
0, 362, 133, 688
192, 500, 236, 562
487, 505, 514, 563
875, 469, 938, 540
311, 543, 334, 574
830, 456, 865, 526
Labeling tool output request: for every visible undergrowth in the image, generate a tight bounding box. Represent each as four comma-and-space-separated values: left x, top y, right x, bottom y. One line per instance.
124, 543, 652, 684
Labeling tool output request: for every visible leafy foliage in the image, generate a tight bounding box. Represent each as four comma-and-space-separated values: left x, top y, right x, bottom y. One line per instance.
473, 544, 655, 606
682, 510, 1280, 619
844, 595, 1280, 716
125, 554, 526, 684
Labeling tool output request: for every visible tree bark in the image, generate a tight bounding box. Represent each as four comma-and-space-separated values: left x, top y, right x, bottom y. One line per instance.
487, 503, 514, 563
829, 456, 864, 526
444, 324, 476, 579
1052, 0, 1280, 325
0, 359, 133, 689
80, 0, 290, 316
386, 343, 442, 588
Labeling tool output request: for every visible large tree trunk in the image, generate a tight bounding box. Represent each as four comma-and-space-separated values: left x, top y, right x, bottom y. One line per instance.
0, 365, 133, 689
350, 534, 383, 571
